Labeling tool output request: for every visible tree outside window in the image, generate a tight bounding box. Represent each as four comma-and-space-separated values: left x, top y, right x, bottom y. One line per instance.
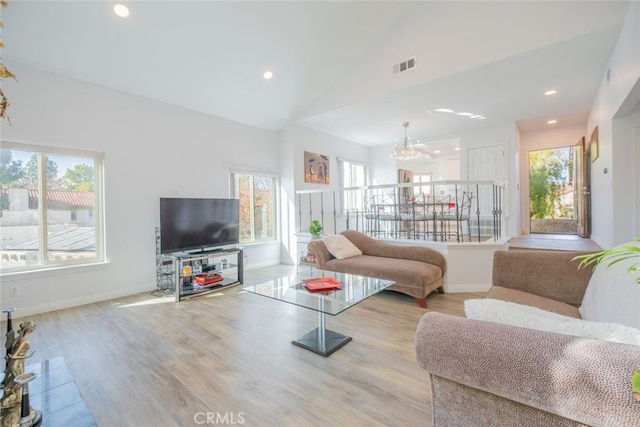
529, 147, 575, 219
230, 172, 277, 243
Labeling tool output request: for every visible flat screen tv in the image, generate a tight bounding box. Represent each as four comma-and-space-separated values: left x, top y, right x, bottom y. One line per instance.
160, 198, 240, 254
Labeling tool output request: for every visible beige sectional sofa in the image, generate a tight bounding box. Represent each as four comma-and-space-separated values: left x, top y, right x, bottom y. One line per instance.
307, 230, 446, 307
415, 249, 640, 426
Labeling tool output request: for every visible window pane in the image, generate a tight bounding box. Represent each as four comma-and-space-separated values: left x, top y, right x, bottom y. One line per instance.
0, 149, 41, 267
353, 164, 366, 186
231, 172, 277, 244
237, 174, 252, 243
339, 160, 368, 212
252, 175, 275, 241
413, 174, 432, 195
1, 146, 103, 272
45, 154, 97, 262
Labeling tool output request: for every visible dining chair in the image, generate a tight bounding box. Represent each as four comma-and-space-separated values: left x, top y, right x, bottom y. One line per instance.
440, 191, 473, 242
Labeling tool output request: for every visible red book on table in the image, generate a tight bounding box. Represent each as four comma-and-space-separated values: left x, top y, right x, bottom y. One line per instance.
301, 277, 342, 291
193, 274, 224, 286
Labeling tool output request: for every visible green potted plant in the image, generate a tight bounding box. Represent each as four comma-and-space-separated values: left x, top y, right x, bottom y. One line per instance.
308, 220, 323, 239
573, 238, 640, 402
574, 238, 640, 285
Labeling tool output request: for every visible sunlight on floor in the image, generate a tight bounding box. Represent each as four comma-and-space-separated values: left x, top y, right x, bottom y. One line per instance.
117, 297, 174, 308
115, 290, 229, 308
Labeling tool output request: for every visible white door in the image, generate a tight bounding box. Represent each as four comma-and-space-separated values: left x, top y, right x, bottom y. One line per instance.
467, 145, 506, 236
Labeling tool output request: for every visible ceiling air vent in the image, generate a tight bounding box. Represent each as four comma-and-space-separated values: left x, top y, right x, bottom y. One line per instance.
393, 56, 416, 74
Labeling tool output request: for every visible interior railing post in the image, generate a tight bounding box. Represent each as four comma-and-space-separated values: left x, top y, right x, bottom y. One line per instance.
412, 199, 417, 240
298, 193, 303, 233
318, 192, 324, 232
475, 183, 481, 242
392, 188, 398, 239
454, 183, 460, 243
500, 185, 503, 238
492, 185, 498, 241
430, 182, 436, 241
496, 185, 503, 240
332, 190, 337, 234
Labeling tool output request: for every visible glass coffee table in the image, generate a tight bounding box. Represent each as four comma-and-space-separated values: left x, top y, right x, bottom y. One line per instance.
244, 270, 395, 357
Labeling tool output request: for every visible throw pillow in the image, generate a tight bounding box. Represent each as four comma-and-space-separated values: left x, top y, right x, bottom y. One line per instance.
322, 234, 362, 260
464, 298, 640, 346
579, 241, 640, 329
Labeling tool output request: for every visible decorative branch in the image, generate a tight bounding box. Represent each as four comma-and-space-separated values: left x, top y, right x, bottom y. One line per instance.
0, 0, 16, 124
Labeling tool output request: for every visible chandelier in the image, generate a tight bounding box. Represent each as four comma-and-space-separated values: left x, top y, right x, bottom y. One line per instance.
390, 122, 425, 160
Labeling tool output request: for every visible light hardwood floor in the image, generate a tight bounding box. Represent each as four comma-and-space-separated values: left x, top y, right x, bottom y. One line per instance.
508, 233, 601, 252
5, 265, 485, 427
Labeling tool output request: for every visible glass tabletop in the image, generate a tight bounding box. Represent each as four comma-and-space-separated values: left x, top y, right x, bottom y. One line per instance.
243, 270, 395, 316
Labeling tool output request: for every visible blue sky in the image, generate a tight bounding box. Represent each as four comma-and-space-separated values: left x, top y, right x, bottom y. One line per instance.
9, 150, 89, 179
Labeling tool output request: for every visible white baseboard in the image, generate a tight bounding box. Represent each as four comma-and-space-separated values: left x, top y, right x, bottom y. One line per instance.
8, 284, 155, 320
245, 258, 282, 270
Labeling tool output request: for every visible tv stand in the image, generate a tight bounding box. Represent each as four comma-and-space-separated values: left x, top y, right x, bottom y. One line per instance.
173, 247, 244, 301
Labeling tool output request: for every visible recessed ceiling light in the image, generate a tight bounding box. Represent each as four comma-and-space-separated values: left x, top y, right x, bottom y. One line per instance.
456, 112, 474, 116
263, 70, 273, 80
545, 89, 557, 96
434, 150, 441, 154
454, 147, 461, 151
435, 108, 455, 113
547, 119, 557, 124
113, 4, 129, 18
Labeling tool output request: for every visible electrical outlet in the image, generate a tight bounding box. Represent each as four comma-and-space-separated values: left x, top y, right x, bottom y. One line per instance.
9, 286, 19, 297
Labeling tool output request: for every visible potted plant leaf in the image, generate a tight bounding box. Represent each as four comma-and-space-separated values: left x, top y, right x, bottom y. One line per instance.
573, 238, 640, 285
573, 238, 640, 401
308, 220, 323, 239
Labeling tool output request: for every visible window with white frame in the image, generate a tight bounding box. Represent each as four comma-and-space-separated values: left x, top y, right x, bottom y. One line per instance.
338, 159, 368, 212
0, 142, 104, 272
230, 171, 277, 243
413, 173, 433, 195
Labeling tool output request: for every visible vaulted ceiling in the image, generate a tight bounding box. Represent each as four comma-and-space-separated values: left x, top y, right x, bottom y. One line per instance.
2, 1, 629, 146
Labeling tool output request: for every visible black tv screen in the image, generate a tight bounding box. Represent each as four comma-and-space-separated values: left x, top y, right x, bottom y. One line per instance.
160, 198, 240, 254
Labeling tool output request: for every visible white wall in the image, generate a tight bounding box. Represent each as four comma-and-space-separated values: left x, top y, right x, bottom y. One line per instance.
636, 127, 640, 236
290, 124, 370, 193
370, 145, 398, 185
396, 157, 459, 181
612, 109, 640, 243
280, 124, 370, 264
278, 125, 297, 266
1, 61, 281, 317
587, 2, 640, 248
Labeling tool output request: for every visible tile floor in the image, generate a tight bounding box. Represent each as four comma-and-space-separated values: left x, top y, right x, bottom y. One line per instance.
25, 356, 96, 427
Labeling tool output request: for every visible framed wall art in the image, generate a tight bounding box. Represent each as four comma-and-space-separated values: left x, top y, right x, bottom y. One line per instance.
304, 151, 330, 184
589, 126, 599, 162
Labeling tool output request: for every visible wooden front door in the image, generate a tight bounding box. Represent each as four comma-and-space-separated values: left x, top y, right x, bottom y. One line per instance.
575, 137, 591, 238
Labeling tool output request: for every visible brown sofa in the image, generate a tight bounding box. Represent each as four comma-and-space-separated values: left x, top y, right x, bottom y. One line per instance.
307, 230, 446, 307
415, 250, 640, 426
